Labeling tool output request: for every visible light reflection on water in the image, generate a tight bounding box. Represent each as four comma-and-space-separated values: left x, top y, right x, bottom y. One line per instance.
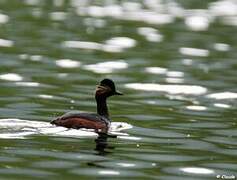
0, 13, 9, 24
0, 73, 23, 81
55, 59, 81, 68
83, 60, 128, 74
0, 0, 237, 179
125, 83, 207, 95
0, 39, 14, 47
62, 36, 136, 53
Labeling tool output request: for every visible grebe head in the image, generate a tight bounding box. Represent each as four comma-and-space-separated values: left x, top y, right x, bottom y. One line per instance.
96, 79, 122, 97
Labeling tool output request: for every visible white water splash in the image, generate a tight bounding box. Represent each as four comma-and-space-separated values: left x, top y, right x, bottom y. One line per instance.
0, 119, 132, 139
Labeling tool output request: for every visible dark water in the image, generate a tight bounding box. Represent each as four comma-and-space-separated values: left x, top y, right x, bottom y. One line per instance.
0, 0, 237, 179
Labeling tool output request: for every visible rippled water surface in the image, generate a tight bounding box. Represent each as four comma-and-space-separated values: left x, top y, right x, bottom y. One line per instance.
0, 0, 237, 179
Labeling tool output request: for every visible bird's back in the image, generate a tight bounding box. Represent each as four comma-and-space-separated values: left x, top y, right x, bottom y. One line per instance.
51, 111, 110, 133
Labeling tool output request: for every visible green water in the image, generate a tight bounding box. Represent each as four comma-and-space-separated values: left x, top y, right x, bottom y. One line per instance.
0, 0, 237, 179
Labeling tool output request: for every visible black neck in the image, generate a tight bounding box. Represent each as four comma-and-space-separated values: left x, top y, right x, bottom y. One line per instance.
96, 96, 109, 118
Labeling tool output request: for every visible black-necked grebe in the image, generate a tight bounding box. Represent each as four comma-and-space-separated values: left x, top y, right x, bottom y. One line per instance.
51, 79, 122, 134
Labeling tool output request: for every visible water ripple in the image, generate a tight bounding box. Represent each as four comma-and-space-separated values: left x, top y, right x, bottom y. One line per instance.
0, 168, 55, 177
0, 0, 236, 179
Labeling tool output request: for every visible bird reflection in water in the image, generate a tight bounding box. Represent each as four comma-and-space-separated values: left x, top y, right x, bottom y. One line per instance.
94, 133, 117, 155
